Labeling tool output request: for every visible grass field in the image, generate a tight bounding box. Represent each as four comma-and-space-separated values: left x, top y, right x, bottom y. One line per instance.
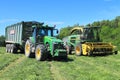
0, 47, 120, 80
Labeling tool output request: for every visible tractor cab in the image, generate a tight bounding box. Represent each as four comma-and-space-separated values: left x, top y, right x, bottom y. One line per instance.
31, 24, 58, 44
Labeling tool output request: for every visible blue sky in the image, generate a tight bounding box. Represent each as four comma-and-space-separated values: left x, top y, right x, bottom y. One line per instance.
0, 0, 120, 35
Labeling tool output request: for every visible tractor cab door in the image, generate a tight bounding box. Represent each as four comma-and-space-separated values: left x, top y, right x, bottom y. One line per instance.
36, 28, 46, 43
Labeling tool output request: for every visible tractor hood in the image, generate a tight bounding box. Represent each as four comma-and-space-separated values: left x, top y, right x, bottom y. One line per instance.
44, 36, 67, 57
44, 36, 63, 43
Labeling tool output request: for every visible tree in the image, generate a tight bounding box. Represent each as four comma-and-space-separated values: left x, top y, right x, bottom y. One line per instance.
0, 35, 5, 47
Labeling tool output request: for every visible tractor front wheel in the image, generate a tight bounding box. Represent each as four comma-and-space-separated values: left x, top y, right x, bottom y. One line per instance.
35, 45, 47, 61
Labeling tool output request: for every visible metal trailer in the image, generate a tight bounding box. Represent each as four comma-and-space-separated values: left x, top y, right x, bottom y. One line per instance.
5, 21, 39, 53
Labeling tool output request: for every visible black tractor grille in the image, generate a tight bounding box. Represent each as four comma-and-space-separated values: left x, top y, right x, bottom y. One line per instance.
53, 43, 65, 50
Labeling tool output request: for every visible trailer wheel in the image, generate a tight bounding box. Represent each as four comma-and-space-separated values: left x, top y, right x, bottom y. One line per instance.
25, 40, 32, 57
6, 44, 8, 53
10, 44, 17, 53
8, 44, 11, 53
35, 45, 47, 61
10, 44, 13, 53
75, 43, 82, 56
66, 45, 72, 54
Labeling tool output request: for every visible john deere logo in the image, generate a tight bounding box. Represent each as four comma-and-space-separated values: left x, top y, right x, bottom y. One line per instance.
10, 30, 15, 35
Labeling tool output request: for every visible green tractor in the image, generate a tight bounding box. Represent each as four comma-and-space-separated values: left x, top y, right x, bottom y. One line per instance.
63, 26, 117, 56
25, 23, 67, 61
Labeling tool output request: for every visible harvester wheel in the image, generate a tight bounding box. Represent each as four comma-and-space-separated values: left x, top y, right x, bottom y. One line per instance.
66, 45, 72, 54
25, 40, 32, 58
35, 45, 47, 61
75, 43, 82, 56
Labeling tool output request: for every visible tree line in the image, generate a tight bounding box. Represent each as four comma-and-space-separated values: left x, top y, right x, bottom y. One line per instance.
0, 35, 5, 47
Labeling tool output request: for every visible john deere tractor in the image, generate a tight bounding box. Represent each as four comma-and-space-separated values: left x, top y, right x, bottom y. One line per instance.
25, 23, 67, 61
63, 26, 117, 56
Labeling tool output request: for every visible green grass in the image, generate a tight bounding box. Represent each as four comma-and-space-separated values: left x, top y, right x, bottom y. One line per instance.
0, 47, 120, 80
51, 55, 120, 80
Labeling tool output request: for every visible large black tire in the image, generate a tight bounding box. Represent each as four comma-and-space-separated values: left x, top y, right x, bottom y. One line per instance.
25, 40, 32, 58
66, 45, 72, 54
35, 45, 47, 61
6, 44, 8, 53
10, 44, 17, 53
8, 44, 11, 53
75, 43, 82, 56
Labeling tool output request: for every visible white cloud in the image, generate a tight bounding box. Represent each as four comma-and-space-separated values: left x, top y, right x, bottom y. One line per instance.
0, 19, 19, 23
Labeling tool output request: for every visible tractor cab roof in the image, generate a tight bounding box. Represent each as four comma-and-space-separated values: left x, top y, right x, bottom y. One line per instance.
32, 22, 54, 29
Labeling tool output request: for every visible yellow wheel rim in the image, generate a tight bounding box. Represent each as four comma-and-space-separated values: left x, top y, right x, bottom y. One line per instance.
36, 48, 41, 58
25, 43, 30, 54
76, 46, 80, 55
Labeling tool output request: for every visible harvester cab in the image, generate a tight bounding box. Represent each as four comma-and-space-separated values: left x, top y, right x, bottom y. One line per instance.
63, 26, 118, 56
70, 27, 101, 42
25, 23, 67, 61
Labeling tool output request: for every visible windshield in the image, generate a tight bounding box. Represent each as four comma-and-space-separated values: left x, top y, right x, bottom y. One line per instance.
37, 28, 56, 36
82, 28, 100, 41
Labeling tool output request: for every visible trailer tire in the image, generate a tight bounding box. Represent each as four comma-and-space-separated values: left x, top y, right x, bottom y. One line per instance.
8, 44, 11, 53
6, 44, 8, 53
10, 44, 17, 53
25, 40, 32, 58
75, 43, 82, 56
35, 45, 47, 61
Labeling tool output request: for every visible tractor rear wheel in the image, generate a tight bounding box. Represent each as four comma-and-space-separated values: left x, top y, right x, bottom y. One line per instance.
75, 43, 82, 56
35, 45, 47, 61
25, 40, 32, 58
